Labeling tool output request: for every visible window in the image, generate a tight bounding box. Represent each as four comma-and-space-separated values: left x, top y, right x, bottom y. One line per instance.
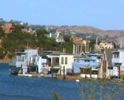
65, 57, 68, 64
61, 57, 64, 64
113, 52, 119, 58
52, 57, 59, 65
17, 55, 25, 61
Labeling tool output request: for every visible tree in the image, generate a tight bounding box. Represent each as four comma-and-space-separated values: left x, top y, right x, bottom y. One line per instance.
0, 26, 4, 37
0, 24, 74, 58
36, 28, 48, 37
0, 48, 6, 59
89, 40, 96, 52
13, 24, 25, 33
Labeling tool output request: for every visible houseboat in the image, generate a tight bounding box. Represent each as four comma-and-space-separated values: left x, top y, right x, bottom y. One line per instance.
10, 48, 117, 79
73, 53, 102, 78
112, 49, 124, 78
9, 49, 74, 77
46, 51, 74, 75
9, 49, 38, 75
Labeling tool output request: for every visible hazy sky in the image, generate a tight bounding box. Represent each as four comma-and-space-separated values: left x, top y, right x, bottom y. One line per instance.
0, 0, 124, 29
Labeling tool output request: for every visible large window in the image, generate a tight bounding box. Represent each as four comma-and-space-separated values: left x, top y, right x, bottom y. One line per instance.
61, 57, 64, 64
65, 57, 68, 64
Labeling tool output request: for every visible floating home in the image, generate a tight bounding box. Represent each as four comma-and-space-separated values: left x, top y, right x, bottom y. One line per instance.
40, 51, 74, 75
9, 49, 104, 79
112, 49, 124, 78
73, 53, 102, 78
10, 48, 124, 79
9, 49, 74, 76
9, 49, 38, 75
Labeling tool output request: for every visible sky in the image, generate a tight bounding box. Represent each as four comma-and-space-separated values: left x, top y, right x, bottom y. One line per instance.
0, 0, 124, 30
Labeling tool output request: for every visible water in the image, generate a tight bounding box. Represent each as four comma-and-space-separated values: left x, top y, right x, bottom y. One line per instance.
79, 80, 124, 100
0, 64, 124, 100
0, 64, 80, 100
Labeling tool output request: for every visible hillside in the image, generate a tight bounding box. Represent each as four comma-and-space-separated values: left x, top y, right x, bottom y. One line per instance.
47, 25, 124, 47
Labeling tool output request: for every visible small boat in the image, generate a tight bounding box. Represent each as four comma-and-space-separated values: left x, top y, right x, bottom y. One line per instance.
18, 74, 32, 77
76, 79, 80, 82
9, 66, 22, 75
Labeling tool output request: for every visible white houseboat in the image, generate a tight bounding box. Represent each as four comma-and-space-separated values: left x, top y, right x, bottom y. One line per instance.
9, 49, 74, 76
46, 51, 74, 75
9, 49, 38, 75
112, 49, 124, 78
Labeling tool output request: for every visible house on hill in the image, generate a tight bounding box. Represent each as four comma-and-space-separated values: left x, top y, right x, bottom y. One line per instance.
2, 23, 15, 33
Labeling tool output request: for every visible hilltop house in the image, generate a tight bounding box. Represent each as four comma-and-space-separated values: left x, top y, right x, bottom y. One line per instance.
95, 41, 114, 52
2, 23, 15, 33
49, 31, 64, 43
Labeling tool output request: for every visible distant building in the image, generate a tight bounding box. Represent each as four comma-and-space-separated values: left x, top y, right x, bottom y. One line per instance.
21, 28, 35, 34
112, 50, 124, 65
55, 31, 64, 43
49, 32, 53, 38
95, 41, 114, 52
2, 23, 15, 33
48, 31, 65, 43
72, 36, 90, 54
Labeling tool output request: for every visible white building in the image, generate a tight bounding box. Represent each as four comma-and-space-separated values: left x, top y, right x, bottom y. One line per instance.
112, 50, 124, 70
47, 53, 74, 75
112, 49, 124, 77
55, 31, 64, 43
36, 56, 47, 73
10, 49, 38, 75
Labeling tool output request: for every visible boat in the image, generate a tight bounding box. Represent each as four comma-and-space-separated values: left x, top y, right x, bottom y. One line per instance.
9, 49, 75, 77
9, 49, 38, 75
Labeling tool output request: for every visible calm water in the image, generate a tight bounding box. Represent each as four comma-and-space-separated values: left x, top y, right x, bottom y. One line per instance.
0, 64, 80, 100
0, 64, 124, 100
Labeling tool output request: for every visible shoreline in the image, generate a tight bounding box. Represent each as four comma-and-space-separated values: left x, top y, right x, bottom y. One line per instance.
15, 72, 124, 85
0, 59, 11, 64
4, 62, 124, 85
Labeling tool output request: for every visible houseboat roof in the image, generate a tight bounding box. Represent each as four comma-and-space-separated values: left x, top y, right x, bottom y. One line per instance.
42, 51, 60, 54
74, 57, 96, 62
49, 53, 73, 55
15, 52, 26, 55
86, 53, 102, 56
39, 51, 74, 56
39, 51, 74, 59
113, 49, 124, 53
